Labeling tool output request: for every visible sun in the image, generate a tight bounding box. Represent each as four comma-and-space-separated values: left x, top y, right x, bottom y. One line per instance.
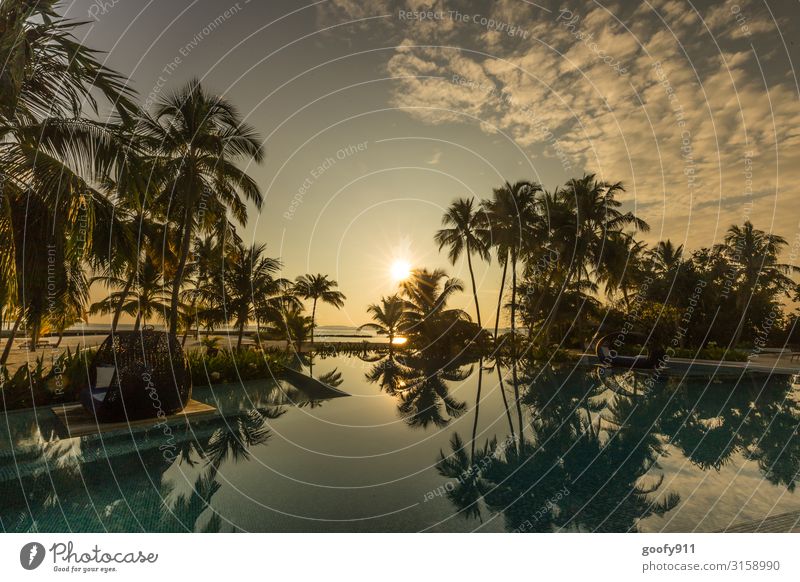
390, 259, 411, 282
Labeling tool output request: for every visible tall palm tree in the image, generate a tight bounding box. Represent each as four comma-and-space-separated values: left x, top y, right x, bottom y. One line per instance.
434, 198, 490, 329
139, 79, 264, 336
716, 221, 796, 346
358, 294, 405, 345
0, 1, 136, 362
596, 232, 646, 308
482, 181, 542, 343
541, 174, 648, 338
222, 240, 281, 350
293, 274, 346, 343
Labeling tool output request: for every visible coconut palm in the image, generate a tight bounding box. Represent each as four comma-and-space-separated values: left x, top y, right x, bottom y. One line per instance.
0, 1, 136, 122
481, 181, 542, 342
281, 303, 313, 350
435, 198, 490, 328
293, 274, 346, 343
647, 239, 684, 277
138, 79, 264, 335
358, 294, 405, 345
596, 232, 646, 308
400, 268, 468, 347
0, 1, 136, 362
90, 253, 170, 331
540, 174, 649, 338
716, 221, 797, 346
221, 240, 281, 350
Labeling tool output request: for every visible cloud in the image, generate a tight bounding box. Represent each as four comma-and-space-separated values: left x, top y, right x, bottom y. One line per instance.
320, 0, 800, 247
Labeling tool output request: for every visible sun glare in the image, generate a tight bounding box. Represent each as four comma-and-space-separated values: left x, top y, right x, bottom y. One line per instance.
390, 260, 411, 282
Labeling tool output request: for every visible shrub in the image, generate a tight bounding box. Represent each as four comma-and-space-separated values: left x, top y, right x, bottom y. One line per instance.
187, 348, 290, 385
0, 347, 93, 411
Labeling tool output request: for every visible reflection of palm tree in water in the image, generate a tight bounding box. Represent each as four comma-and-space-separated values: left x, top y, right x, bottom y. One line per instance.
204, 408, 280, 479
0, 403, 283, 532
364, 351, 470, 428
433, 360, 683, 531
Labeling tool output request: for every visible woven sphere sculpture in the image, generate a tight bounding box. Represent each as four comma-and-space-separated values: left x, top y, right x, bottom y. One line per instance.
83, 330, 192, 422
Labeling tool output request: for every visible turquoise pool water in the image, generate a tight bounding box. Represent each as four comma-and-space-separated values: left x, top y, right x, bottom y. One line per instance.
2, 353, 799, 532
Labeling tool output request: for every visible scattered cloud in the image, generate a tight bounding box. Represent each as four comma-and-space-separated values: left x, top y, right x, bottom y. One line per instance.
319, 0, 800, 247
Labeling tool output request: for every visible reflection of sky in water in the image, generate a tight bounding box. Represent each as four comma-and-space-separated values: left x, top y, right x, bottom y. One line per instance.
1, 355, 799, 532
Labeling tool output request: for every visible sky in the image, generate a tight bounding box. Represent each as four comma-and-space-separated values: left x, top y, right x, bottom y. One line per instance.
64, 0, 800, 326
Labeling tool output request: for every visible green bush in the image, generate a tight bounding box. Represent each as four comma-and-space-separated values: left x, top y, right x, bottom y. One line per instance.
187, 348, 290, 385
0, 347, 93, 411
672, 342, 749, 361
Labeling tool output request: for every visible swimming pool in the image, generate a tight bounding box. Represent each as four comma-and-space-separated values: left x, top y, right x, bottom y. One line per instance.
2, 352, 799, 532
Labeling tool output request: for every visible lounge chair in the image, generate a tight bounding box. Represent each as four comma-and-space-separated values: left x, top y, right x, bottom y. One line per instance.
595, 332, 661, 370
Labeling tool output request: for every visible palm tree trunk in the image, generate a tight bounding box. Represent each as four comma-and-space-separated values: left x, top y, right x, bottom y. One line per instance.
525, 268, 556, 344
133, 311, 142, 332
0, 311, 24, 365
169, 208, 194, 336
112, 271, 134, 333
185, 295, 198, 342
471, 359, 483, 461
732, 293, 748, 347
466, 249, 482, 329
541, 269, 572, 342
511, 354, 523, 454
621, 287, 631, 311
493, 255, 508, 341
510, 250, 517, 353
237, 319, 245, 351
310, 298, 317, 344
55, 330, 64, 348
496, 365, 516, 442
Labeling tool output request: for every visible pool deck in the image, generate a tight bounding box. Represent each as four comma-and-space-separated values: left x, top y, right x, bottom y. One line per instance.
51, 399, 217, 439
578, 353, 800, 376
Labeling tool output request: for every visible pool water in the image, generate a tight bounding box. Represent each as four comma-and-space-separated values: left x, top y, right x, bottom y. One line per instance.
1, 352, 799, 532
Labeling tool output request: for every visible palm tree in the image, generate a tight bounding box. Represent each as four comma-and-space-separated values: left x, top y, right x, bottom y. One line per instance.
541, 174, 648, 338
222, 240, 281, 350
293, 274, 346, 343
400, 268, 468, 346
358, 294, 405, 345
90, 254, 170, 331
180, 233, 223, 342
0, 1, 136, 363
716, 221, 797, 346
596, 232, 646, 308
139, 79, 264, 336
482, 181, 542, 343
435, 198, 490, 328
648, 240, 683, 275
281, 303, 313, 350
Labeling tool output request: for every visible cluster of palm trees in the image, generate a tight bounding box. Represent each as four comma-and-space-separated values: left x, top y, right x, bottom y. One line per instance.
432, 358, 800, 530
0, 2, 347, 364
361, 177, 653, 352
423, 178, 798, 351
360, 267, 491, 355
2, 2, 796, 371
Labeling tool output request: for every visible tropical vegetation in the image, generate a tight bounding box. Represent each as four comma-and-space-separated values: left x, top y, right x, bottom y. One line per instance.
3, 1, 800, 406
